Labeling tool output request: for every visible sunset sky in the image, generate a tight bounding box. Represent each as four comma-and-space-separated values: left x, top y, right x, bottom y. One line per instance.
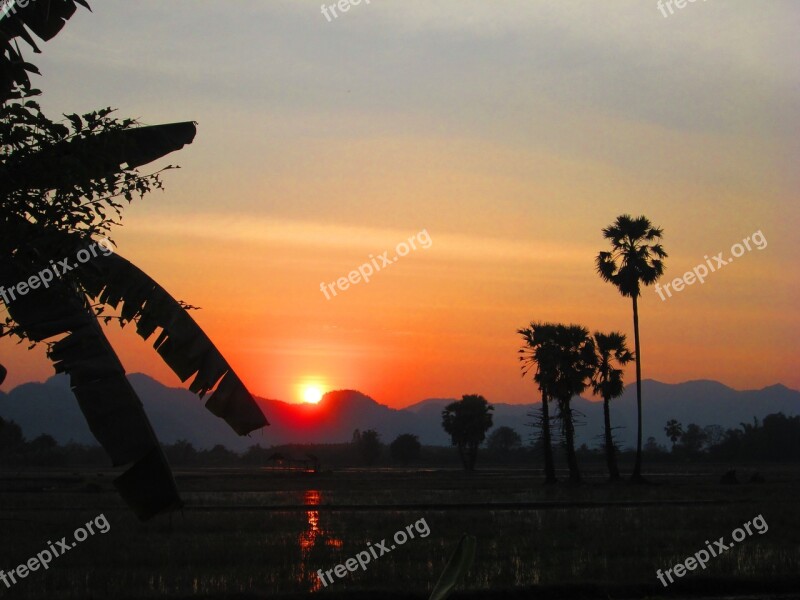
1, 1, 797, 407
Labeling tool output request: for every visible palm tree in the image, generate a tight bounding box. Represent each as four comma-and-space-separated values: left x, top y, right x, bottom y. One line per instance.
518, 322, 559, 484
441, 394, 494, 471
550, 324, 596, 483
596, 214, 667, 482
0, 2, 268, 519
591, 331, 633, 481
664, 419, 683, 451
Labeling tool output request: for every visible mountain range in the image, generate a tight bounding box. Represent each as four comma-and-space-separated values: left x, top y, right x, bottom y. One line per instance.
0, 374, 798, 452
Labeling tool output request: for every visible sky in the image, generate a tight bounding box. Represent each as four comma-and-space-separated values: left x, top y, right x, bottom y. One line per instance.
1, 1, 798, 407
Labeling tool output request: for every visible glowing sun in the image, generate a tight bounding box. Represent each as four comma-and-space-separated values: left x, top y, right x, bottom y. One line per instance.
302, 384, 324, 404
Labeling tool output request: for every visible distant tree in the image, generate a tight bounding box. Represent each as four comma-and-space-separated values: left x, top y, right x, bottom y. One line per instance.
389, 434, 421, 464
441, 395, 494, 471
710, 414, 800, 462
202, 444, 238, 466
487, 426, 522, 457
28, 434, 57, 451
241, 444, 272, 466
26, 434, 60, 465
0, 417, 24, 456
351, 429, 361, 444
664, 419, 683, 450
703, 424, 725, 448
164, 440, 198, 465
597, 215, 667, 482
356, 429, 382, 466
591, 331, 633, 481
644, 436, 666, 454
757, 414, 800, 460
679, 424, 708, 455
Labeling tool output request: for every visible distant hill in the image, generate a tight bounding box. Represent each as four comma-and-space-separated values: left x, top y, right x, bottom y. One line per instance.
0, 374, 798, 451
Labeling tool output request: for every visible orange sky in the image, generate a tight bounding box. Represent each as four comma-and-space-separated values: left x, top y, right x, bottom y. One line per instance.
1, 2, 798, 407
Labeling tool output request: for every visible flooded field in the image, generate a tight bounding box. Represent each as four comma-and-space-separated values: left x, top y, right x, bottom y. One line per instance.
0, 464, 798, 599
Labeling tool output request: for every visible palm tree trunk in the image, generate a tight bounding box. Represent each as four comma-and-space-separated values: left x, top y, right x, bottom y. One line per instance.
467, 442, 478, 471
560, 399, 581, 483
603, 396, 620, 480
540, 391, 557, 483
631, 294, 644, 482
457, 444, 468, 471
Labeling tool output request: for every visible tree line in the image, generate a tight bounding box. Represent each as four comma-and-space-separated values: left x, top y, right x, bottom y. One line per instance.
2, 413, 798, 468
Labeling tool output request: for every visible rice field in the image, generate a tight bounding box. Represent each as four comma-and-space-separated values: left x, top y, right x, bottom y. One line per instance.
0, 464, 798, 599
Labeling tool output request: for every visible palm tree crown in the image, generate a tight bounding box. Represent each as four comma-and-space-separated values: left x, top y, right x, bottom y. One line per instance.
596, 214, 667, 297
591, 332, 634, 400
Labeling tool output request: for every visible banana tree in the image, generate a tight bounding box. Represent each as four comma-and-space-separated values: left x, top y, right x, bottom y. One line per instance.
1, 0, 268, 519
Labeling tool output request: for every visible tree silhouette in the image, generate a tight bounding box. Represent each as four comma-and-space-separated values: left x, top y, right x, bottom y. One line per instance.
441, 394, 494, 471
596, 214, 667, 482
518, 323, 560, 483
487, 426, 522, 457
0, 416, 23, 458
664, 419, 683, 450
0, 2, 268, 519
550, 324, 596, 483
356, 429, 382, 466
679, 424, 708, 456
389, 433, 421, 464
591, 331, 633, 481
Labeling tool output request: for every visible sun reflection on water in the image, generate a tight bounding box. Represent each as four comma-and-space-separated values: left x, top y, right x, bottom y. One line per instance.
298, 490, 343, 592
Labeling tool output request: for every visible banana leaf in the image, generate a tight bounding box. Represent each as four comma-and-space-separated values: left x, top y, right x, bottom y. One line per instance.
76, 250, 269, 435
0, 0, 91, 101
0, 121, 197, 194
0, 259, 181, 519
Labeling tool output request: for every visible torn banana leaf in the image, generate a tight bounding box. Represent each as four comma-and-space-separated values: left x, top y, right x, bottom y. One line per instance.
0, 260, 181, 519
76, 250, 269, 436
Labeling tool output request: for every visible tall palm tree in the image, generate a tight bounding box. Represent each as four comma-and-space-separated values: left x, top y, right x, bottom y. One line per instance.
596, 214, 667, 482
0, 1, 268, 519
518, 322, 559, 484
550, 324, 596, 483
591, 331, 633, 481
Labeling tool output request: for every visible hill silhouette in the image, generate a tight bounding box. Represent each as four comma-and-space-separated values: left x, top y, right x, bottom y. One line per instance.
0, 374, 797, 451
